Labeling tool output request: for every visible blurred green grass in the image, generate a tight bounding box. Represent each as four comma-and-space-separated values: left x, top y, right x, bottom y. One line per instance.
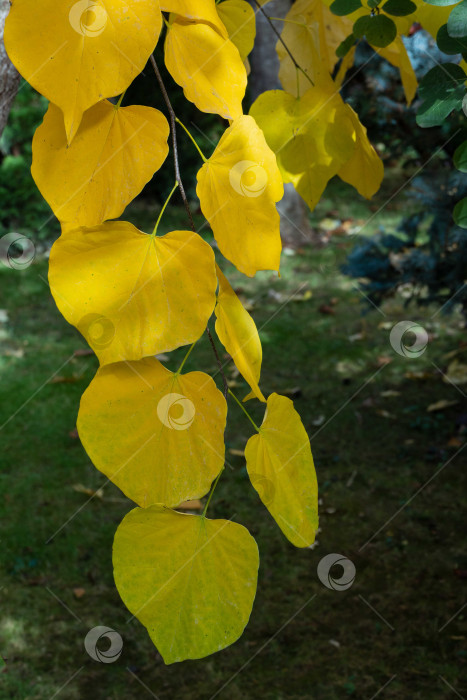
0, 184, 466, 699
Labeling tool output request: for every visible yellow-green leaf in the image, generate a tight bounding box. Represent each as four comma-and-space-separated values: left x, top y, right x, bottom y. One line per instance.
245, 393, 318, 547
164, 16, 246, 120
217, 0, 256, 62
250, 88, 355, 211
5, 0, 162, 142
78, 358, 227, 507
113, 505, 259, 663
32, 101, 169, 227
48, 222, 217, 365
338, 105, 384, 199
196, 115, 283, 276
215, 266, 265, 402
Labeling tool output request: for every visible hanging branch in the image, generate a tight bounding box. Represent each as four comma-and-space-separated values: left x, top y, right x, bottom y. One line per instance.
150, 54, 196, 232
151, 54, 230, 398
251, 0, 314, 88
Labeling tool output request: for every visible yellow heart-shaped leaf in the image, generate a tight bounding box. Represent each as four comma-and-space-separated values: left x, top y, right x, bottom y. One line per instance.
48, 222, 217, 365
164, 16, 246, 120
5, 0, 162, 142
113, 505, 259, 663
197, 115, 283, 277
32, 101, 169, 227
78, 358, 227, 507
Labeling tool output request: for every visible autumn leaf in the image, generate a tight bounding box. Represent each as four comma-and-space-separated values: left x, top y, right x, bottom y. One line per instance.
161, 0, 229, 37
32, 101, 169, 227
215, 266, 266, 402
48, 222, 217, 365
338, 105, 384, 199
78, 358, 227, 507
113, 505, 259, 663
250, 88, 355, 210
5, 0, 162, 142
197, 115, 283, 276
245, 393, 319, 547
217, 0, 257, 62
164, 16, 246, 120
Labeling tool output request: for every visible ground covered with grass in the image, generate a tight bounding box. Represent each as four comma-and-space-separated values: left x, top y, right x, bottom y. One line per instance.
1, 180, 466, 699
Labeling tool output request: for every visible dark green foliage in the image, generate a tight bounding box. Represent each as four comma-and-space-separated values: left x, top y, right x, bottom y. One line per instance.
343, 172, 467, 318
0, 83, 58, 241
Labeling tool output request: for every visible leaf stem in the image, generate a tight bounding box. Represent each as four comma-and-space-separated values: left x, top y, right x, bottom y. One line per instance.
176, 118, 208, 162
175, 341, 197, 375
115, 91, 126, 109
152, 180, 179, 236
202, 467, 225, 517
228, 389, 260, 432
150, 54, 196, 232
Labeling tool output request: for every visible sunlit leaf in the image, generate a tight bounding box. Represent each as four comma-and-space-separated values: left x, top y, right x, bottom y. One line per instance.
215, 266, 265, 402
78, 358, 227, 506
245, 393, 319, 548
161, 0, 228, 36
378, 36, 418, 105
113, 505, 259, 663
196, 115, 283, 276
217, 0, 256, 62
49, 222, 217, 365
32, 101, 169, 227
164, 16, 246, 120
5, 0, 162, 142
250, 87, 355, 210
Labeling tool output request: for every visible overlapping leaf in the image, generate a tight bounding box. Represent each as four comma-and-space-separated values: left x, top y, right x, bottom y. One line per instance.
217, 0, 257, 62
215, 266, 265, 402
197, 115, 283, 276
78, 358, 227, 507
48, 222, 217, 365
113, 505, 259, 663
250, 87, 355, 210
161, 0, 228, 36
245, 393, 319, 548
5, 0, 162, 142
164, 16, 246, 120
338, 105, 384, 199
32, 101, 169, 227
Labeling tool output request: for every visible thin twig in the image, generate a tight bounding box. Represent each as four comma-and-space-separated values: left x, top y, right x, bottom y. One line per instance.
149, 54, 195, 232
251, 0, 314, 88
206, 327, 229, 399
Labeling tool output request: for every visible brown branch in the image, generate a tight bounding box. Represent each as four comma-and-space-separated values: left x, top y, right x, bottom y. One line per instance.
149, 54, 196, 232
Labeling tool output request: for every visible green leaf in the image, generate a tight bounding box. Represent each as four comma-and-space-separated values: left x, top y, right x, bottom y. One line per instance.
447, 0, 467, 38
113, 505, 259, 664
453, 140, 467, 172
368, 0, 380, 7
330, 0, 362, 15
353, 13, 397, 47
336, 32, 356, 57
416, 63, 466, 127
453, 197, 467, 228
382, 0, 416, 15
437, 24, 467, 54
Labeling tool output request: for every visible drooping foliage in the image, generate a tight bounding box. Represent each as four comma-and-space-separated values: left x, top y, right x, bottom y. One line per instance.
4, 0, 465, 662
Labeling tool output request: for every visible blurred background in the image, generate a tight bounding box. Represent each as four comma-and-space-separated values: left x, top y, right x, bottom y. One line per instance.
1, 3, 466, 699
